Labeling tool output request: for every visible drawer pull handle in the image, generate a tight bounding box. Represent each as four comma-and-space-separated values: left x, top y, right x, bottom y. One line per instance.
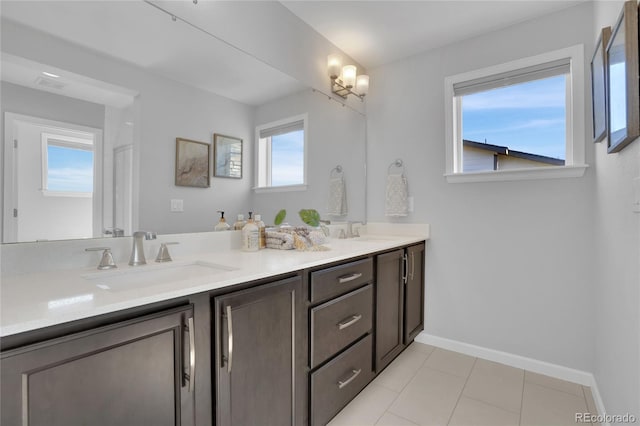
337, 368, 362, 389
338, 272, 363, 283
337, 314, 363, 330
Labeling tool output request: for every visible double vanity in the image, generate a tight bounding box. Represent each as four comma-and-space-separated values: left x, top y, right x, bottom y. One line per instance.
0, 227, 428, 426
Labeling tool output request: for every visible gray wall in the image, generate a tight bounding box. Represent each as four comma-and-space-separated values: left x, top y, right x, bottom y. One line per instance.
592, 1, 640, 419
366, 2, 596, 373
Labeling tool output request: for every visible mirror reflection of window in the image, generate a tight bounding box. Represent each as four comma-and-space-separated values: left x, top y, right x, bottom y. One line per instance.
257, 116, 306, 188
44, 135, 94, 195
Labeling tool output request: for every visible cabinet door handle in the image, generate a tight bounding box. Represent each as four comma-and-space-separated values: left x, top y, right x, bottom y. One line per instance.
402, 254, 408, 284
410, 251, 415, 281
337, 368, 362, 389
337, 314, 363, 330
338, 272, 363, 283
187, 316, 196, 392
226, 305, 233, 374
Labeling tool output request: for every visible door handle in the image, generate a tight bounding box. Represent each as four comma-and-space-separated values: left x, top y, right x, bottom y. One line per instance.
337, 314, 363, 330
185, 316, 196, 392
338, 272, 363, 283
337, 368, 362, 389
410, 251, 415, 281
226, 305, 233, 374
402, 254, 408, 284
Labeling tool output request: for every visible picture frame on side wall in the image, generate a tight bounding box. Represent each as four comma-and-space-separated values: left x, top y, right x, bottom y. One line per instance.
213, 134, 243, 179
591, 26, 611, 143
605, 0, 640, 153
175, 138, 211, 188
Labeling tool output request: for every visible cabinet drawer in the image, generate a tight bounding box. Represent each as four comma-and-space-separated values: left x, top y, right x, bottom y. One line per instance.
310, 334, 373, 426
311, 258, 373, 303
310, 284, 373, 368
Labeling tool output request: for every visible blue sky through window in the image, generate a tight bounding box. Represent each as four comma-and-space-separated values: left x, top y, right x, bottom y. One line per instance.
47, 145, 94, 192
462, 75, 566, 160
271, 130, 304, 186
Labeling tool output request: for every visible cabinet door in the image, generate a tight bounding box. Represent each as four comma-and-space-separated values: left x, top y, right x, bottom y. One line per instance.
1, 305, 195, 426
404, 243, 425, 344
375, 249, 405, 372
215, 276, 303, 426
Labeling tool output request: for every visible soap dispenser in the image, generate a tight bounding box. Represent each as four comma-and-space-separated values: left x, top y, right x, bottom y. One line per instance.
242, 212, 259, 252
215, 211, 231, 231
254, 214, 266, 249
233, 214, 246, 231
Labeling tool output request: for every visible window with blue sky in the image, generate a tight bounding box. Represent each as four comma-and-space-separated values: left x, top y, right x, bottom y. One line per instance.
270, 130, 304, 186
257, 116, 305, 188
461, 74, 567, 164
47, 144, 94, 193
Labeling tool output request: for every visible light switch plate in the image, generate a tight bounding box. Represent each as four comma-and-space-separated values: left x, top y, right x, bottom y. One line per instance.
170, 199, 184, 212
408, 196, 414, 212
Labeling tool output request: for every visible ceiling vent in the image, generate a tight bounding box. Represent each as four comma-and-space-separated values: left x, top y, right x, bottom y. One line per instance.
34, 76, 66, 90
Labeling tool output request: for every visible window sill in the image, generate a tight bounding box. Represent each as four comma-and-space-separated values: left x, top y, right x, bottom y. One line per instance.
42, 190, 93, 198
253, 184, 308, 194
444, 164, 588, 183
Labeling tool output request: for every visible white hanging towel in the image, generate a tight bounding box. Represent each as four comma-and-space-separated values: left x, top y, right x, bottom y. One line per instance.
385, 173, 409, 216
327, 175, 348, 216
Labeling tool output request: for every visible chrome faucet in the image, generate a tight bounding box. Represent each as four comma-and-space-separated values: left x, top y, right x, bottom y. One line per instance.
129, 231, 157, 266
339, 222, 360, 239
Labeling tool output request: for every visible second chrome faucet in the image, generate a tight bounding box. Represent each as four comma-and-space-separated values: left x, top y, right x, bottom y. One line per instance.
129, 231, 157, 266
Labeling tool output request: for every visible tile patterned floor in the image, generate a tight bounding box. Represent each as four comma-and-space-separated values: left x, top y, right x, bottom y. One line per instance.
328, 343, 599, 426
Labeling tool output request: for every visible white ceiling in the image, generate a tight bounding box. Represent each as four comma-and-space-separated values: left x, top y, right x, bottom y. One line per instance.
0, 1, 304, 106
1, 0, 587, 106
281, 0, 586, 69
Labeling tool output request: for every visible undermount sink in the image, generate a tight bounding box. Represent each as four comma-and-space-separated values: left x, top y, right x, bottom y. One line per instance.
83, 260, 237, 292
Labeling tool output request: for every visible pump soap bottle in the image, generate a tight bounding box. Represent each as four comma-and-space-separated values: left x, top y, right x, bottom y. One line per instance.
254, 214, 266, 249
233, 214, 246, 231
242, 212, 259, 252
215, 211, 231, 231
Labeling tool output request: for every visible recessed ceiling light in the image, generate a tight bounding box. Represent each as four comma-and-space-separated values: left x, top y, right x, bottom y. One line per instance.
42, 71, 60, 78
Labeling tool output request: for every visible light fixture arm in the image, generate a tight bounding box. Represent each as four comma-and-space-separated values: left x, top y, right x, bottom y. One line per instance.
331, 76, 365, 101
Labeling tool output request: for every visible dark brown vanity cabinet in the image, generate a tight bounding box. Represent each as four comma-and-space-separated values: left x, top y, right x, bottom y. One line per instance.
213, 275, 305, 426
375, 243, 425, 372
404, 243, 425, 343
309, 259, 375, 426
0, 305, 196, 426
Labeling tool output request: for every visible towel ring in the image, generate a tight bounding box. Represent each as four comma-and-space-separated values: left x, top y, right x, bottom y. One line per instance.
331, 165, 343, 177
388, 159, 405, 174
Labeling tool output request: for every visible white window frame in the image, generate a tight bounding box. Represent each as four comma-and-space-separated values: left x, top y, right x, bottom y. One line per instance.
444, 45, 588, 183
254, 113, 308, 193
41, 132, 95, 197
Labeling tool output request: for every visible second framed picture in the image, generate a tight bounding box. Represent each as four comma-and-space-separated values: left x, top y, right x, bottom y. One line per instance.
606, 0, 640, 153
214, 134, 243, 179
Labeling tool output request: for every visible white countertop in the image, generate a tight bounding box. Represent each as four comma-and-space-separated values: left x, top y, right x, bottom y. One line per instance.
1, 234, 426, 337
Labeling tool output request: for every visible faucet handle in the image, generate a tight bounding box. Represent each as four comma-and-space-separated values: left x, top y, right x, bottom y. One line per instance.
155, 242, 179, 263
85, 247, 117, 270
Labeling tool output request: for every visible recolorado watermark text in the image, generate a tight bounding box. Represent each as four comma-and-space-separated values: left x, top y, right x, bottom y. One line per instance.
576, 413, 637, 423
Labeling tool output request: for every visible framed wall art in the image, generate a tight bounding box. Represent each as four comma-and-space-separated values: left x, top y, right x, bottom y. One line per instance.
175, 138, 210, 188
213, 134, 243, 179
606, 0, 640, 153
591, 26, 611, 143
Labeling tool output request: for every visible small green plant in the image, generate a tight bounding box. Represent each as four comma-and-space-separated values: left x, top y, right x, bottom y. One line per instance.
274, 209, 287, 226
299, 209, 321, 227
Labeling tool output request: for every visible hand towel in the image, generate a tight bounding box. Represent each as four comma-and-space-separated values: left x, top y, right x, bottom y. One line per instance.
385, 174, 409, 217
327, 175, 348, 216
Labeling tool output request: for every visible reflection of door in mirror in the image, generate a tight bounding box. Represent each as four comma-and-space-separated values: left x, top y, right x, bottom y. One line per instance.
3, 114, 101, 242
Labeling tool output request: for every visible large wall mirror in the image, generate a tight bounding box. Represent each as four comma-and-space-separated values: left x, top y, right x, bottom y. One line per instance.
0, 1, 366, 243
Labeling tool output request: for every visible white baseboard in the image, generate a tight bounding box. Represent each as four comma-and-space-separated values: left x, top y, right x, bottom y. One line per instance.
415, 332, 609, 424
